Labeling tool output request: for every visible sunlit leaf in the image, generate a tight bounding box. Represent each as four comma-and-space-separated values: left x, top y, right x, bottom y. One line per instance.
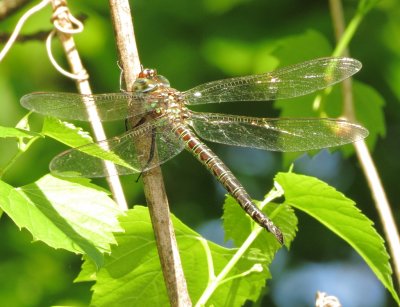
275, 172, 399, 305
203, 39, 256, 75
75, 256, 98, 282
91, 206, 278, 306
0, 126, 40, 139
42, 116, 94, 147
0, 175, 123, 267
270, 29, 333, 66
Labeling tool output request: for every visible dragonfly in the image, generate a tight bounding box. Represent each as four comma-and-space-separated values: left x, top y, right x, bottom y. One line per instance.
21, 57, 369, 244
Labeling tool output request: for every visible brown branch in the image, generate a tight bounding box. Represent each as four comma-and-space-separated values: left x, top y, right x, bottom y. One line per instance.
0, 30, 49, 42
329, 0, 400, 284
108, 1, 191, 306
0, 0, 30, 20
49, 0, 128, 210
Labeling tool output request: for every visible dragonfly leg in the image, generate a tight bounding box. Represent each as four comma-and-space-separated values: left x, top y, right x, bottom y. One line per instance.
134, 127, 157, 182
125, 116, 158, 181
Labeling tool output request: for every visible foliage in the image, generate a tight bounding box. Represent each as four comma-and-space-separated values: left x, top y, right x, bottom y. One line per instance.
1, 165, 396, 305
89, 204, 293, 306
275, 172, 399, 304
0, 174, 123, 267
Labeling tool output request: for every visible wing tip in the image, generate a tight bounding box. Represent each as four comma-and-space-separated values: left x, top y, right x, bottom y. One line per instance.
338, 56, 362, 74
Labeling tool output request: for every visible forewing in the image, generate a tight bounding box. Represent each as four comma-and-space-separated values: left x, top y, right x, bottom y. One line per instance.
184, 57, 361, 104
21, 92, 158, 121
50, 117, 185, 177
190, 112, 368, 152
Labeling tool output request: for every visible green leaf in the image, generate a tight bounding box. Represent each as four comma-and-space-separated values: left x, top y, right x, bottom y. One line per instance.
42, 116, 94, 147
275, 172, 400, 305
203, 39, 257, 75
75, 256, 98, 282
0, 126, 40, 139
351, 81, 385, 152
0, 175, 123, 267
270, 29, 333, 66
91, 206, 278, 306
203, 29, 332, 76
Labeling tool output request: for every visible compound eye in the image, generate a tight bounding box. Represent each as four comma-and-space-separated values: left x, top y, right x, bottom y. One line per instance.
139, 68, 157, 78
132, 78, 157, 92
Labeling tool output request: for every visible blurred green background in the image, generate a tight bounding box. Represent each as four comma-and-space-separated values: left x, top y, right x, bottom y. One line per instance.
0, 0, 399, 306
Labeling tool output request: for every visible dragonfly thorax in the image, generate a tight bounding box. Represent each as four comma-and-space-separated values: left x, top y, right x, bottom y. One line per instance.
132, 68, 190, 123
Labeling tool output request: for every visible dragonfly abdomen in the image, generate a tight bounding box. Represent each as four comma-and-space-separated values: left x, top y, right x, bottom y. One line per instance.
173, 124, 283, 244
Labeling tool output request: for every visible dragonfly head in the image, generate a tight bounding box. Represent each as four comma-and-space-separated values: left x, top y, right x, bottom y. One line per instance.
133, 68, 171, 93
139, 68, 157, 79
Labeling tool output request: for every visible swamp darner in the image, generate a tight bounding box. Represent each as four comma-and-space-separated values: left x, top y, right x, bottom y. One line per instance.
21, 57, 369, 244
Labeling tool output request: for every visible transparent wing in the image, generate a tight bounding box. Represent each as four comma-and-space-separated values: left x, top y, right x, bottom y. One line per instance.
20, 92, 161, 121
50, 117, 185, 177
184, 57, 361, 105
190, 112, 368, 152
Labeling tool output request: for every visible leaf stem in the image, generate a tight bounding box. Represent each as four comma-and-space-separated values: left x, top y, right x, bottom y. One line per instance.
195, 227, 264, 307
197, 236, 216, 282
331, 11, 363, 58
